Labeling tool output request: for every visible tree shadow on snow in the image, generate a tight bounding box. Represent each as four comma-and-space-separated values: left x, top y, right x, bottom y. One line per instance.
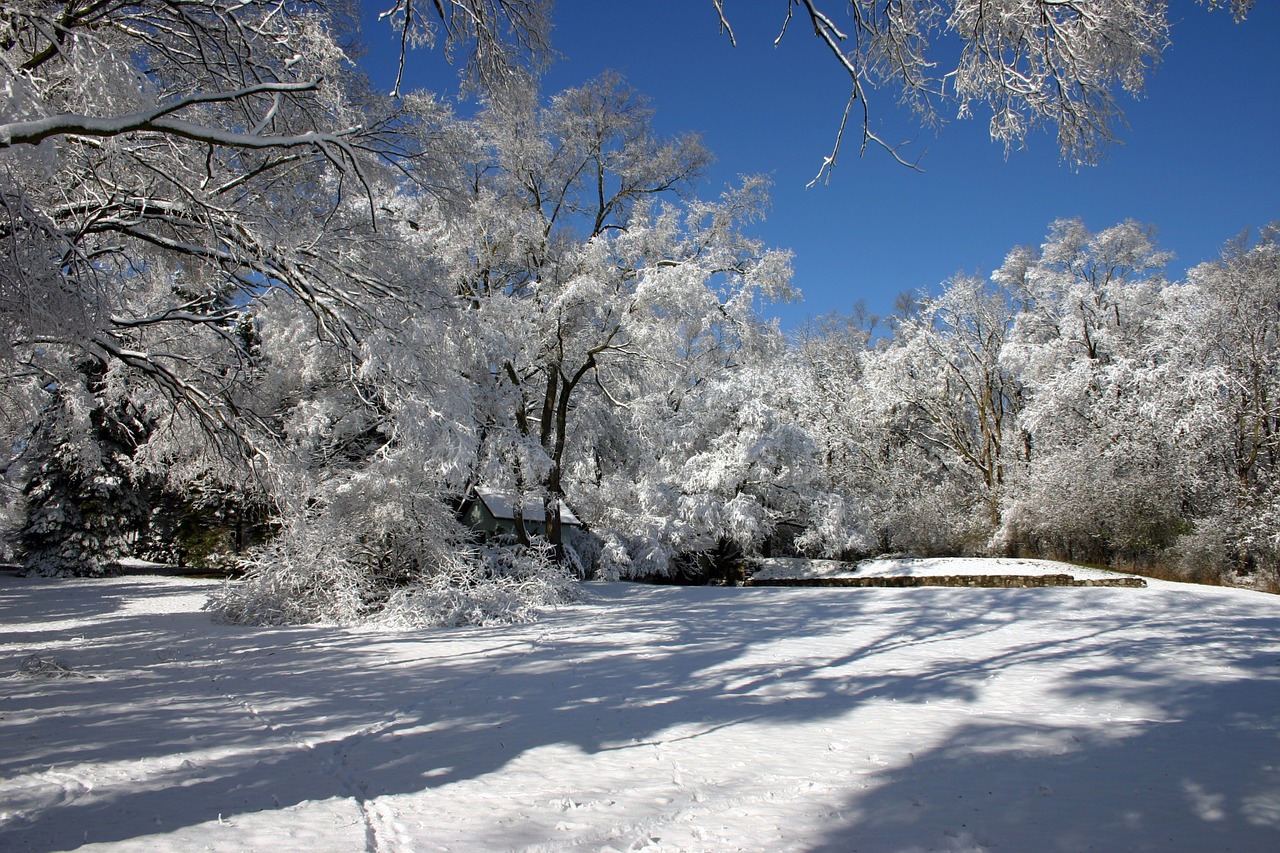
806, 629, 1280, 851
2, 580, 1277, 851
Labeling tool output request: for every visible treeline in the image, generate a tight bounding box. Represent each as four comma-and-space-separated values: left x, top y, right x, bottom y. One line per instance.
785, 220, 1279, 588
2, 2, 1275, 628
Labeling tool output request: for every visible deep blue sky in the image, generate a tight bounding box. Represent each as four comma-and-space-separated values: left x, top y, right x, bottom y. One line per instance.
361, 1, 1279, 329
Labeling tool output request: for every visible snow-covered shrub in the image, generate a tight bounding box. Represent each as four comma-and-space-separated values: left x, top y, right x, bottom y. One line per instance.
1215, 494, 1280, 593
205, 461, 581, 627
207, 513, 581, 626
562, 525, 602, 579
1168, 528, 1233, 586
871, 477, 987, 557
205, 517, 369, 625
796, 493, 873, 559
376, 541, 578, 628
595, 533, 635, 581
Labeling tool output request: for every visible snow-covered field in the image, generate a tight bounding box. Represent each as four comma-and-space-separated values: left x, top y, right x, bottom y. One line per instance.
2, 561, 1279, 852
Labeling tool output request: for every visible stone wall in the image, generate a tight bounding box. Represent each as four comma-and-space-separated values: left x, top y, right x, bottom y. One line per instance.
745, 574, 1147, 589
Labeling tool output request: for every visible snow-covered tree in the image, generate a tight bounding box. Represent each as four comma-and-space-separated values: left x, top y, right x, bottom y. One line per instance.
1163, 226, 1280, 583
203, 224, 579, 625
778, 219, 1278, 580
712, 0, 1257, 178
0, 0, 551, 453
991, 219, 1200, 564
0, 0, 548, 583
8, 309, 273, 575
16, 373, 149, 576
452, 75, 795, 568
853, 274, 1023, 550
782, 313, 882, 554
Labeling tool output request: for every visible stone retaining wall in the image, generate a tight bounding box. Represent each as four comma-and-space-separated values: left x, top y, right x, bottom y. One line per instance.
745, 574, 1147, 588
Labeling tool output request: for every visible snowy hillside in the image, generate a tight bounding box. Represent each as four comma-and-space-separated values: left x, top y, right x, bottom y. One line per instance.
2, 562, 1278, 852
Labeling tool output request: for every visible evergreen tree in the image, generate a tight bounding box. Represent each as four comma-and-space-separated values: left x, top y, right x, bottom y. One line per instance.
18, 375, 151, 576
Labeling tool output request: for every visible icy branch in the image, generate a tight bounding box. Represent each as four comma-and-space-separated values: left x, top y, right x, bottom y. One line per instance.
0, 81, 328, 148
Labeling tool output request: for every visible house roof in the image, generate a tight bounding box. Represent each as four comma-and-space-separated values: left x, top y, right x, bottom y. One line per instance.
476, 488, 582, 527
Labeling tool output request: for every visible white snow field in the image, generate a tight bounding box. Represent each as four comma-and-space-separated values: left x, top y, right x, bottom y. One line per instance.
2, 562, 1279, 853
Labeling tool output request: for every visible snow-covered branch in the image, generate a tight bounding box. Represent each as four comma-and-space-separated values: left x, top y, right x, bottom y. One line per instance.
1, 80, 326, 148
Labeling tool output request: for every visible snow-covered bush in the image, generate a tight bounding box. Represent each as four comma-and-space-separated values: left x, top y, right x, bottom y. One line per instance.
208, 528, 582, 627
796, 493, 874, 559
209, 526, 578, 629
594, 533, 636, 581
562, 526, 603, 579
205, 517, 369, 625
376, 541, 578, 628
1167, 528, 1234, 586
205, 452, 581, 626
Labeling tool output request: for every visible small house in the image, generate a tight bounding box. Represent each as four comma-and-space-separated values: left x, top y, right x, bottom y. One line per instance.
461, 487, 583, 540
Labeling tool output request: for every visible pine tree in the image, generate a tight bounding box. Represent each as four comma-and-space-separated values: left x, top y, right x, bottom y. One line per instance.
17, 372, 152, 577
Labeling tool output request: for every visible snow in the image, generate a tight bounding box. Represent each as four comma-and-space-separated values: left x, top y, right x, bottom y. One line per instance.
476, 489, 583, 527
750, 555, 1144, 582
3, 563, 1279, 852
